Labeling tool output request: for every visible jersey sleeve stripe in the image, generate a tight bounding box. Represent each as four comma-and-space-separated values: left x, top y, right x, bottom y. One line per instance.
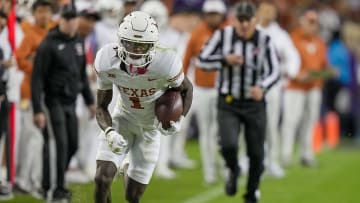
92, 64, 99, 75
167, 69, 183, 82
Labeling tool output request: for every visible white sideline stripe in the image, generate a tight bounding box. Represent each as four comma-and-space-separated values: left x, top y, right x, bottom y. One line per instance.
181, 179, 245, 203
181, 185, 223, 203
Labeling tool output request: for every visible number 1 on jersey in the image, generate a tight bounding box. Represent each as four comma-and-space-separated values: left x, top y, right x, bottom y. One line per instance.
129, 97, 144, 109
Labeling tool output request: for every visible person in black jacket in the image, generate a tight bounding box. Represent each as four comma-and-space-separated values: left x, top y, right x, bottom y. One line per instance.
31, 3, 95, 201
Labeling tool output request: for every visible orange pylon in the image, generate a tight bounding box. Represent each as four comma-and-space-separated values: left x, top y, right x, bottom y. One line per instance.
325, 111, 340, 148
312, 121, 323, 154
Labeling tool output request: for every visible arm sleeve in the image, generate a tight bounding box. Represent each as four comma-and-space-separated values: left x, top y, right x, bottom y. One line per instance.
260, 39, 280, 90
280, 32, 301, 78
16, 34, 34, 74
94, 48, 113, 90
195, 30, 224, 70
81, 60, 95, 105
31, 42, 51, 114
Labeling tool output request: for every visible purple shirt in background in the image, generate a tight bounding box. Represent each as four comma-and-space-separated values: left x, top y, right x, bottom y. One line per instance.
172, 0, 229, 14
349, 51, 360, 112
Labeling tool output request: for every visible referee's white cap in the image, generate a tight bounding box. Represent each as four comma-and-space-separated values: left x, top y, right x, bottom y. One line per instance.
202, 0, 227, 14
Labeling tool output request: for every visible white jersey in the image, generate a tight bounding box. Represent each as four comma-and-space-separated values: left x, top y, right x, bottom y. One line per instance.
94, 43, 184, 129
257, 22, 300, 78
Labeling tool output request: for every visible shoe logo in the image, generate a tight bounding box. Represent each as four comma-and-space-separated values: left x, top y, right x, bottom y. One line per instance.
147, 78, 157, 81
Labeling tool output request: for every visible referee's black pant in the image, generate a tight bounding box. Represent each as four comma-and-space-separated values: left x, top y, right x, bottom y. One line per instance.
42, 99, 78, 192
217, 96, 266, 196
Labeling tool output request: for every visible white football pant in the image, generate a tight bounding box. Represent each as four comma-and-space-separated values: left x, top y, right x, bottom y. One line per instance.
281, 88, 322, 165
265, 83, 283, 170
17, 103, 43, 190
96, 108, 161, 184
76, 96, 101, 177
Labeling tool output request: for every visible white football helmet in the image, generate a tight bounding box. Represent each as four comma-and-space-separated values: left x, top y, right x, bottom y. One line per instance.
117, 11, 159, 67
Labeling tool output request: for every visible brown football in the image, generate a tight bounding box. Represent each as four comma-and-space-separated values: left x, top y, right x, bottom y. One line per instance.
155, 90, 183, 129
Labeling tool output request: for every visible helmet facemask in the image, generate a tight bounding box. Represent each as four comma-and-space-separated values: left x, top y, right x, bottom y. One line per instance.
118, 38, 156, 68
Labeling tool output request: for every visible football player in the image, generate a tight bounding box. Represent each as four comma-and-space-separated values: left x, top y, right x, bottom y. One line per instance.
93, 11, 193, 203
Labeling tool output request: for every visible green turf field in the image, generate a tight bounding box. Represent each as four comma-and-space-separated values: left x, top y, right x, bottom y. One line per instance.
4, 139, 360, 203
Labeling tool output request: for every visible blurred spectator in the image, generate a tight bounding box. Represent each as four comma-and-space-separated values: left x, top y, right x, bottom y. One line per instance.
142, 1, 201, 173
342, 22, 360, 141
182, 0, 228, 185
318, 2, 341, 43
0, 0, 24, 102
77, 6, 100, 38
68, 1, 101, 184
16, 0, 34, 21
31, 3, 95, 201
94, 0, 122, 48
0, 0, 12, 13
93, 0, 123, 115
123, 0, 139, 17
281, 8, 330, 167
140, 0, 176, 179
140, 0, 198, 178
323, 29, 352, 135
257, 1, 300, 178
165, 20, 196, 170
1, 1, 24, 199
171, 0, 205, 14
15, 0, 54, 196
0, 10, 13, 201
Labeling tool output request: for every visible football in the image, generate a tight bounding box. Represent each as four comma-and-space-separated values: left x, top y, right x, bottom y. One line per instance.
155, 89, 183, 129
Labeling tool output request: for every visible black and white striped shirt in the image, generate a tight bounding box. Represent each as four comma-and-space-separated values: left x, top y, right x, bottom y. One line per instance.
196, 26, 280, 100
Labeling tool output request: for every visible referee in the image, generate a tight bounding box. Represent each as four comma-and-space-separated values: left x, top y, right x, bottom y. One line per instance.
196, 2, 280, 203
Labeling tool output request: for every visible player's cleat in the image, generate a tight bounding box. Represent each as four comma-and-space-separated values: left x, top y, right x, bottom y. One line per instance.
225, 167, 240, 196
266, 163, 285, 178
300, 158, 317, 168
204, 175, 217, 185
65, 169, 92, 184
243, 190, 260, 203
0, 182, 13, 201
244, 197, 258, 203
30, 188, 45, 200
13, 183, 31, 194
281, 157, 292, 168
170, 157, 196, 169
52, 188, 72, 202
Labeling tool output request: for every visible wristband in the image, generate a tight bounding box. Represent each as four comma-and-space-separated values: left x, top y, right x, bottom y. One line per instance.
104, 127, 115, 135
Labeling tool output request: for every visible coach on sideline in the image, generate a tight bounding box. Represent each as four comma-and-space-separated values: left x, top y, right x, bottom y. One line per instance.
31, 3, 95, 201
196, 1, 280, 203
